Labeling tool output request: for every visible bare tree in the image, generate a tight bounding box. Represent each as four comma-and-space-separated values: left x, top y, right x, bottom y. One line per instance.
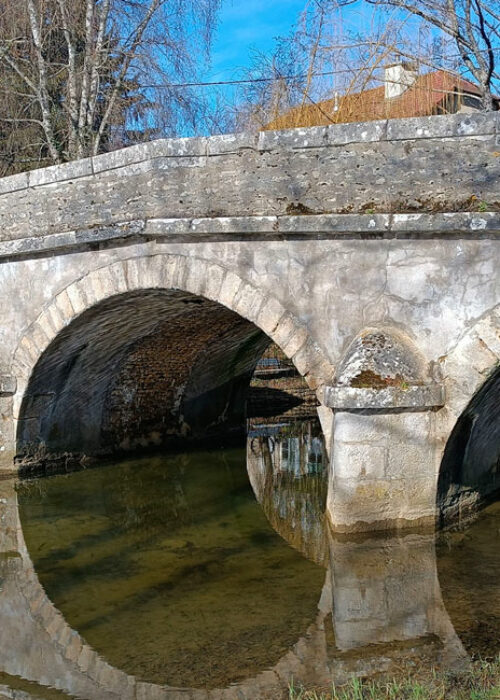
0, 0, 221, 174
362, 0, 500, 109
230, 0, 499, 132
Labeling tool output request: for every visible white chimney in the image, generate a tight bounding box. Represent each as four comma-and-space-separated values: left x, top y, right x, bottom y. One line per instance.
385, 62, 418, 99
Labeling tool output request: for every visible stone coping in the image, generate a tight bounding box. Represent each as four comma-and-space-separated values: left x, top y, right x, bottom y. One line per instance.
322, 383, 445, 410
0, 112, 498, 196
0, 212, 498, 260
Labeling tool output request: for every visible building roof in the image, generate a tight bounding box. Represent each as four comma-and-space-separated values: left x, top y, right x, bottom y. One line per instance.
264, 70, 498, 130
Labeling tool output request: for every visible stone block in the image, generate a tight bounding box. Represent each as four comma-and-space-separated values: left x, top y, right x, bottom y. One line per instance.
92, 140, 168, 173
204, 264, 225, 302
233, 283, 265, 322
76, 644, 95, 672
11, 351, 31, 380
327, 475, 435, 532
386, 443, 435, 481
323, 384, 445, 410
124, 257, 142, 290
45, 611, 66, 639
326, 119, 387, 145
332, 411, 387, 445
387, 112, 496, 140
30, 323, 50, 357
272, 314, 297, 348
257, 297, 286, 336
0, 170, 29, 195
208, 131, 259, 155
37, 310, 58, 342
174, 255, 191, 291
19, 335, 41, 365
66, 282, 87, 315
166, 135, 208, 157
185, 262, 207, 297
30, 158, 93, 187
171, 255, 189, 290
0, 376, 16, 397
108, 260, 129, 294
258, 126, 328, 151
334, 443, 387, 480
218, 271, 242, 308
292, 338, 329, 382
63, 631, 83, 663
281, 325, 308, 358
94, 266, 121, 298
55, 288, 76, 322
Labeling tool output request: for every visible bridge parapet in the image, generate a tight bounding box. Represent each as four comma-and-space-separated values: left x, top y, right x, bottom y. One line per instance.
0, 112, 499, 256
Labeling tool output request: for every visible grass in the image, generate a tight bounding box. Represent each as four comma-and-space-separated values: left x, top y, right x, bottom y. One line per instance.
288, 657, 500, 700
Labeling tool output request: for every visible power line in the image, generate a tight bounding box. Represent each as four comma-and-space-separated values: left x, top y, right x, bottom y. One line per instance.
136, 45, 500, 91
138, 64, 500, 91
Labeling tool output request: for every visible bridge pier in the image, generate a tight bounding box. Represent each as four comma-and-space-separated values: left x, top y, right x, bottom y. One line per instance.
327, 410, 440, 532
322, 329, 445, 533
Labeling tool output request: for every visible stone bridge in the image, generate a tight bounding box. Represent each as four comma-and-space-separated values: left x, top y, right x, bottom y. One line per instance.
0, 112, 499, 532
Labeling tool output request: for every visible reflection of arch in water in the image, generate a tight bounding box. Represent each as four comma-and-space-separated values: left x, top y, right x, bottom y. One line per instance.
246, 424, 329, 567
245, 425, 472, 671
326, 531, 469, 670
436, 502, 500, 660
0, 478, 333, 699
1, 478, 481, 699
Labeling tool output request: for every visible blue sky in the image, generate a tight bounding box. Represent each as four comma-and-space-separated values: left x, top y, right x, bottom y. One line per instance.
207, 0, 306, 79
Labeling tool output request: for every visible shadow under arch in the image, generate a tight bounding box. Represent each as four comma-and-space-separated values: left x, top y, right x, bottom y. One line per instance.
11, 254, 334, 466
438, 365, 500, 527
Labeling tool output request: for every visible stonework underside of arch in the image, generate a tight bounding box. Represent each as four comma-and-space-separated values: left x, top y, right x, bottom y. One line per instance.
15, 290, 270, 471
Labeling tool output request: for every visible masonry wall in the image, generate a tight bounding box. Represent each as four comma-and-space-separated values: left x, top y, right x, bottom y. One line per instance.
0, 113, 498, 256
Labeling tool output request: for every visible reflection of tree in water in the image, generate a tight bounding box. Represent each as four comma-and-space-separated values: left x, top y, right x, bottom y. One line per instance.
17, 450, 238, 547
247, 420, 328, 567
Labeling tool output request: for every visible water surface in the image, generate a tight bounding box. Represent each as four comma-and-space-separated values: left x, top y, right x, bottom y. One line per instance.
0, 418, 497, 699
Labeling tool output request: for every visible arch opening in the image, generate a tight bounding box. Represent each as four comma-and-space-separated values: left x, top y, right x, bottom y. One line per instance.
16, 288, 278, 468
438, 365, 500, 526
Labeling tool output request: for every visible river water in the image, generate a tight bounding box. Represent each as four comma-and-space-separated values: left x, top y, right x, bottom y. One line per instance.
0, 417, 499, 699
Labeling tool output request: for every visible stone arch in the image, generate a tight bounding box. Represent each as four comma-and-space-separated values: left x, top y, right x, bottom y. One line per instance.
436, 304, 500, 524
11, 253, 334, 458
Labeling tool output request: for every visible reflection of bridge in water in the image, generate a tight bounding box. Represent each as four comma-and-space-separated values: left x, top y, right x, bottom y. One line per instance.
0, 425, 476, 699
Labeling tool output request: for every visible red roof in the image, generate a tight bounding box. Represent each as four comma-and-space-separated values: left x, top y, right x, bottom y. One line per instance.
265, 70, 497, 130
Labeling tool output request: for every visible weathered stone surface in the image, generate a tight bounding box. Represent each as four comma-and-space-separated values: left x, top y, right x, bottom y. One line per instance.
323, 384, 445, 409
0, 113, 498, 245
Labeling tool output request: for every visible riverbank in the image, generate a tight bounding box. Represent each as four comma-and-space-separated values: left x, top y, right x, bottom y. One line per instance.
288, 657, 500, 699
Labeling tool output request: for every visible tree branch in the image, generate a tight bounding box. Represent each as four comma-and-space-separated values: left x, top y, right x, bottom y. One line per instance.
25, 0, 61, 163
